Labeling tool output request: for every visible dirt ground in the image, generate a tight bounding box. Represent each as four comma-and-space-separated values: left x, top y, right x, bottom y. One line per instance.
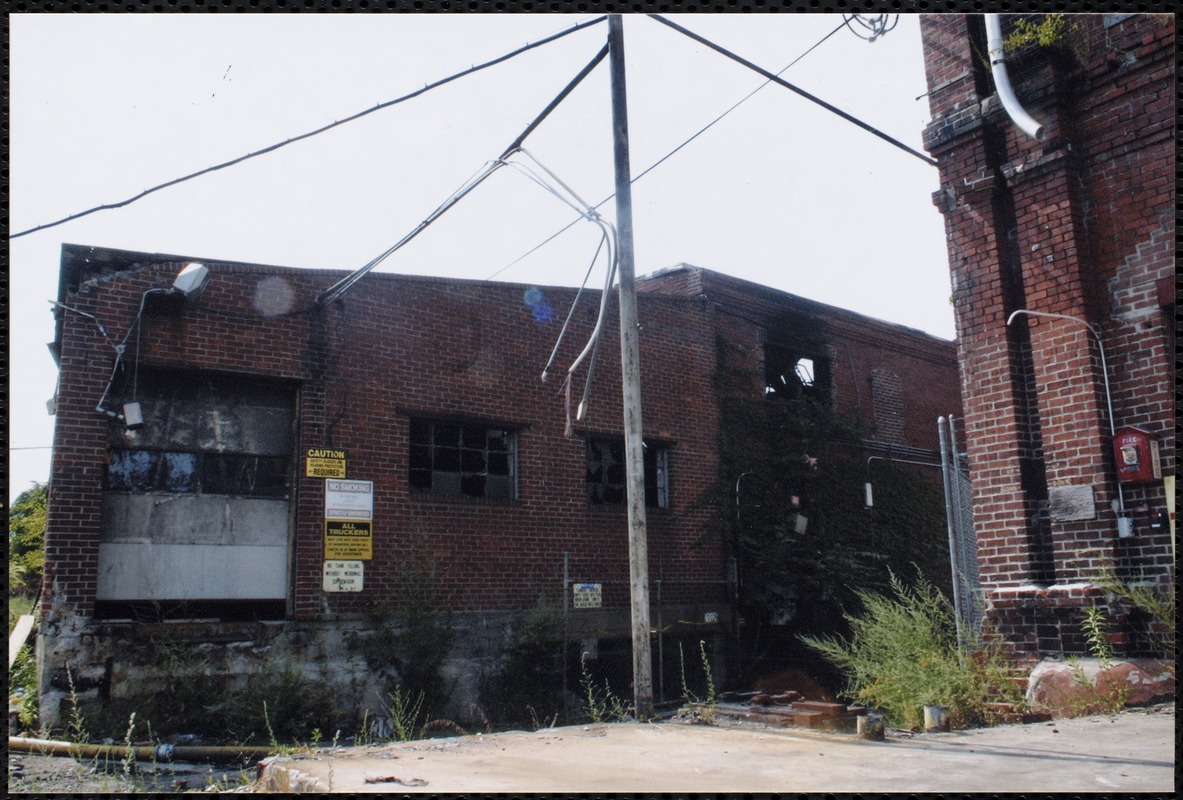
7, 701, 1174, 794
6, 750, 257, 794
257, 702, 1176, 794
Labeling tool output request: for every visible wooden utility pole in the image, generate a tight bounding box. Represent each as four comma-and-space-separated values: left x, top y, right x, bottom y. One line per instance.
607, 13, 653, 720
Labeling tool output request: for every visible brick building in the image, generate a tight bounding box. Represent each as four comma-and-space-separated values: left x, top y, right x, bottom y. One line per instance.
919, 14, 1174, 658
38, 244, 959, 728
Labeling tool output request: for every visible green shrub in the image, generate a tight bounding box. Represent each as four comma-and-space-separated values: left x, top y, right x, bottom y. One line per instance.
800, 570, 1023, 729
479, 596, 564, 727
10, 643, 41, 732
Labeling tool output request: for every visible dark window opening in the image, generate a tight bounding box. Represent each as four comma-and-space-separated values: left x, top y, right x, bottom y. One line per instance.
409, 418, 517, 500
764, 342, 830, 404
106, 449, 290, 498
586, 437, 669, 509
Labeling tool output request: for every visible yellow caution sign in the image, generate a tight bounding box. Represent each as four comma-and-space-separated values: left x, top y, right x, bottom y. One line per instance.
307, 448, 347, 478
325, 519, 372, 560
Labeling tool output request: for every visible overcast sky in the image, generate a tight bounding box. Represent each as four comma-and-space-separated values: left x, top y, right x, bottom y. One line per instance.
8, 13, 954, 502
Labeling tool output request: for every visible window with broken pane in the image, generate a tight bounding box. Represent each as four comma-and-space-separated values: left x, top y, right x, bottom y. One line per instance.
105, 449, 289, 498
409, 417, 518, 500
586, 437, 669, 509
763, 341, 830, 404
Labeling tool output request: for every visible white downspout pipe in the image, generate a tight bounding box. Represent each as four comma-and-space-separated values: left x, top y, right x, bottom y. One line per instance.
985, 14, 1045, 140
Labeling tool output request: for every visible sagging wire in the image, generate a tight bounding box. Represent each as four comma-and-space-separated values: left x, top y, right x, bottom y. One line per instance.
648, 14, 937, 166
314, 158, 508, 307
313, 42, 610, 310
500, 147, 620, 424
13, 16, 609, 240
842, 14, 899, 43
59, 288, 171, 422
486, 18, 848, 283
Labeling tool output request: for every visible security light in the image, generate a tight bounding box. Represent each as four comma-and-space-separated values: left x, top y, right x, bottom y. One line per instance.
172, 262, 210, 299
122, 401, 144, 430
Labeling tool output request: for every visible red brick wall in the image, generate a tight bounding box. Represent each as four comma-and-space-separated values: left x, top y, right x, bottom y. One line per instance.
44, 249, 723, 624
640, 267, 961, 454
921, 14, 1174, 656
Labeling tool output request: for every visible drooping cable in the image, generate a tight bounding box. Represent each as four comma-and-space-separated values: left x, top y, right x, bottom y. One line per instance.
93, 287, 167, 418
315, 43, 610, 309
498, 146, 619, 421
12, 16, 608, 240
648, 14, 938, 166
314, 159, 507, 306
541, 231, 608, 382
485, 18, 847, 282
842, 14, 899, 43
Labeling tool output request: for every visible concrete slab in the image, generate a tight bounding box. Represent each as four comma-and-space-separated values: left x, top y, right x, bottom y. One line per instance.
258, 704, 1175, 793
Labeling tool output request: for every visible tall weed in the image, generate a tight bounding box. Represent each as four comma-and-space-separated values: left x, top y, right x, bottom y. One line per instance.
800, 569, 1023, 729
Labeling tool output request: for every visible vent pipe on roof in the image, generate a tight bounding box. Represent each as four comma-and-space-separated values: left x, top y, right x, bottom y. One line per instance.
985, 14, 1045, 140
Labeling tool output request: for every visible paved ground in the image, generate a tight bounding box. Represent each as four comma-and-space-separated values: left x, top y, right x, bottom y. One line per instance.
258, 703, 1175, 794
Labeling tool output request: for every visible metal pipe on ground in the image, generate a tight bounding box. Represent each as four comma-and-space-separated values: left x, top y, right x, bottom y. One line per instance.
8, 736, 276, 763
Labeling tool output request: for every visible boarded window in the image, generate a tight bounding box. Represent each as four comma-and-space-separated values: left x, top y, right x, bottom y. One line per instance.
871, 369, 905, 444
409, 418, 518, 500
586, 437, 669, 509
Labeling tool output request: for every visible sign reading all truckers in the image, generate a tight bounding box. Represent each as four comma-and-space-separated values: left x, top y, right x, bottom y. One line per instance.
323, 560, 364, 592
325, 479, 373, 520
306, 448, 347, 478
325, 519, 373, 560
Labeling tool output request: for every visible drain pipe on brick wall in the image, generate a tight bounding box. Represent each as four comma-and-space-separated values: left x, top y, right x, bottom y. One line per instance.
985, 14, 1045, 140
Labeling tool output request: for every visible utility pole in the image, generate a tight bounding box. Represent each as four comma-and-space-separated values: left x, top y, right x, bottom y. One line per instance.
607, 13, 653, 720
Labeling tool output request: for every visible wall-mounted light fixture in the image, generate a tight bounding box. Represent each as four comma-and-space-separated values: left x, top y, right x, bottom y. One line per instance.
171, 262, 210, 299
54, 263, 212, 431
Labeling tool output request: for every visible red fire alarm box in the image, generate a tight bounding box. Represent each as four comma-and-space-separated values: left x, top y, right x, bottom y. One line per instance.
1114, 426, 1161, 484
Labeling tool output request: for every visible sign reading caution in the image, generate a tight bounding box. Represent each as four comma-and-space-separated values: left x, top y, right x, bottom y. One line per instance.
307, 449, 347, 478
325, 519, 373, 560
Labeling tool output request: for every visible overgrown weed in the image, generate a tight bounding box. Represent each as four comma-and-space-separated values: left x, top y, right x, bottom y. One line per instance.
580, 653, 631, 723
800, 569, 1026, 729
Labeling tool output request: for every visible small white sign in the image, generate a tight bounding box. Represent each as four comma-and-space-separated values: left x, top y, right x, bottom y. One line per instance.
573, 582, 602, 609
323, 560, 364, 592
325, 479, 373, 520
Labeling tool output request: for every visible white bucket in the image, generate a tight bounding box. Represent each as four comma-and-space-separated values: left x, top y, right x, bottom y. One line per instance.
923, 704, 949, 731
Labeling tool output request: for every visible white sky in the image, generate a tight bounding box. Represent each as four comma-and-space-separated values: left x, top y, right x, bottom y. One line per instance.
7, 13, 954, 502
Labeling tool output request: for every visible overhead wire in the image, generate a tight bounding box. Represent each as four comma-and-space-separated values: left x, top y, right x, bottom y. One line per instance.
648, 14, 938, 166
314, 43, 610, 309
842, 14, 899, 43
503, 147, 619, 421
11, 16, 608, 240
484, 16, 848, 282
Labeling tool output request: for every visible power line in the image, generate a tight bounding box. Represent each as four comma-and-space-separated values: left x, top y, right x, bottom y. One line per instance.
314, 43, 611, 308
486, 17, 848, 281
649, 14, 938, 167
11, 16, 608, 241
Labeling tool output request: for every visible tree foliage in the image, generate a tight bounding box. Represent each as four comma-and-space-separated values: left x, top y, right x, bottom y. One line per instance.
9, 482, 47, 597
702, 335, 952, 680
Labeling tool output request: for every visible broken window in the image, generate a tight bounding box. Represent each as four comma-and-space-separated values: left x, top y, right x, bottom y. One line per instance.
586, 437, 669, 509
106, 450, 289, 498
764, 342, 830, 404
408, 418, 518, 500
